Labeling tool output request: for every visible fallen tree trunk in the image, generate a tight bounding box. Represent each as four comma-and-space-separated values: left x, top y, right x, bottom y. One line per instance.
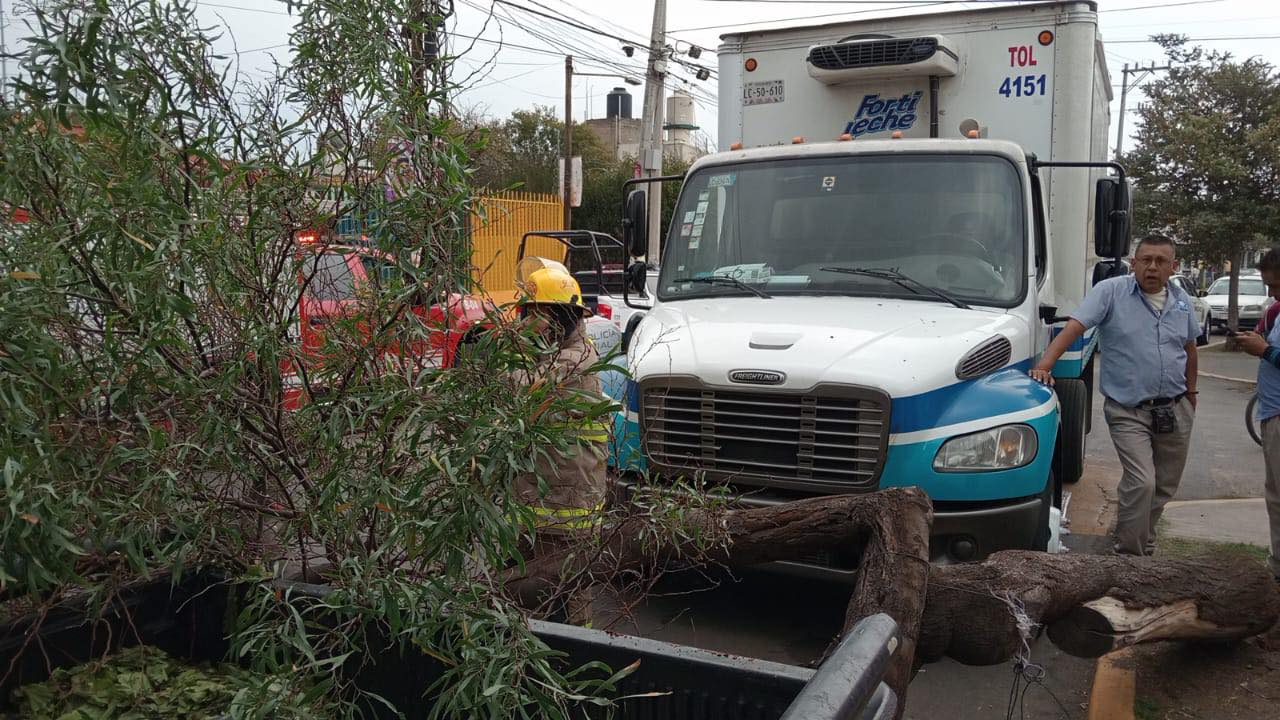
922, 550, 1280, 664
508, 489, 1280, 716
504, 487, 934, 708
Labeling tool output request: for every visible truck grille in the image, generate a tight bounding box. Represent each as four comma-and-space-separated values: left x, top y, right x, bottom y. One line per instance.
640, 380, 890, 492
808, 37, 938, 71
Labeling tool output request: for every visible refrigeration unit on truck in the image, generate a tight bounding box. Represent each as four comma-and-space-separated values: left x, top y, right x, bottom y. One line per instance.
609, 1, 1132, 567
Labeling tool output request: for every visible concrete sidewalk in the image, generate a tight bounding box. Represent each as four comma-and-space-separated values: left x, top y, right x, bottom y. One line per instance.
1161, 498, 1271, 547
1198, 341, 1261, 383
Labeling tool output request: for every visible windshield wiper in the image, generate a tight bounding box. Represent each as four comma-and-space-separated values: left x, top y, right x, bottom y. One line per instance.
820, 266, 970, 310
672, 275, 772, 299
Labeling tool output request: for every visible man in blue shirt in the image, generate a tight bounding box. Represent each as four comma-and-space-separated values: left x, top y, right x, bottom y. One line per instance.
1031, 235, 1199, 555
1232, 248, 1280, 581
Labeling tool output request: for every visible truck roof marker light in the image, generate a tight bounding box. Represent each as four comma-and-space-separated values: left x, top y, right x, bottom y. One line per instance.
839, 133, 853, 141
967, 129, 980, 139
745, 57, 758, 72
730, 141, 743, 150
298, 233, 318, 245
1039, 30, 1054, 46
792, 136, 805, 144
891, 130, 903, 139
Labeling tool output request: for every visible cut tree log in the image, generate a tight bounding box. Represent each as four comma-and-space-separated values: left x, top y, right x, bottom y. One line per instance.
921, 551, 1280, 665
508, 489, 1280, 717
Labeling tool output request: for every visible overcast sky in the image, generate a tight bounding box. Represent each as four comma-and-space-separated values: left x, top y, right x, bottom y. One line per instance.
2, 0, 1277, 153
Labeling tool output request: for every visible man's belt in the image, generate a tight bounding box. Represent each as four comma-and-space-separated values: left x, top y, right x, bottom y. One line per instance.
1135, 393, 1186, 409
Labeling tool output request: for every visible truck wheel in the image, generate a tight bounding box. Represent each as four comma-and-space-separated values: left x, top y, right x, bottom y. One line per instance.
1031, 471, 1056, 552
1054, 378, 1088, 485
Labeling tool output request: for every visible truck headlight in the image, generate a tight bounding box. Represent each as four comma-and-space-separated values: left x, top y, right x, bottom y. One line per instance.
933, 424, 1038, 472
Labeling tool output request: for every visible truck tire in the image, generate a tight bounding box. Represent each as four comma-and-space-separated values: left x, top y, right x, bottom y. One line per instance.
1054, 378, 1088, 485
1031, 471, 1055, 552
1082, 355, 1095, 435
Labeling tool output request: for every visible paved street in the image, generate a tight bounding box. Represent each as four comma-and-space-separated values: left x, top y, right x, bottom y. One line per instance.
620, 346, 1271, 719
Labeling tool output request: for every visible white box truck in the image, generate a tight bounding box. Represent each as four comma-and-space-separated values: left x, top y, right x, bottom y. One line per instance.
609, 1, 1130, 566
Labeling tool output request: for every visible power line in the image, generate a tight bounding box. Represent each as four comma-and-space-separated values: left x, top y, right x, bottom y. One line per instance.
493, 0, 647, 48
1110, 34, 1280, 43
698, 1, 1030, 4
1103, 0, 1226, 13
667, 0, 1229, 34
198, 1, 291, 17
668, 1, 951, 33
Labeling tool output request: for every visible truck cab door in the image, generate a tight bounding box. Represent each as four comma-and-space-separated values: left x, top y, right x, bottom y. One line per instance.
1029, 171, 1053, 358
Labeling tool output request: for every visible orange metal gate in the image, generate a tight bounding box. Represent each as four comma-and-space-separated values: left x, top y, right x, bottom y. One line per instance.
470, 191, 564, 304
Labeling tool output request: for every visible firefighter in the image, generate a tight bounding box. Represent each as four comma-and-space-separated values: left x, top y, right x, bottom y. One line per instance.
512, 257, 609, 548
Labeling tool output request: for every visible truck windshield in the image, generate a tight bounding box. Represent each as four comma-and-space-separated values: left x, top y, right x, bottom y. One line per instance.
658, 154, 1026, 307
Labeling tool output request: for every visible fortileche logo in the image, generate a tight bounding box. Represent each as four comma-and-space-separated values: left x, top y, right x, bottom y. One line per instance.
844, 91, 923, 138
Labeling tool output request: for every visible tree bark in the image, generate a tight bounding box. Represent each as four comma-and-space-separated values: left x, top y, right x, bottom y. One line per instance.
508, 490, 1280, 715
920, 550, 1279, 665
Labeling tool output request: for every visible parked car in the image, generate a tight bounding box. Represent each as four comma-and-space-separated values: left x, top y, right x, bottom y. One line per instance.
1203, 273, 1274, 331
1169, 275, 1211, 346
289, 234, 493, 407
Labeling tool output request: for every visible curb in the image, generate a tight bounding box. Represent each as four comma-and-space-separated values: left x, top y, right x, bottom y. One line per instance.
1199, 370, 1256, 385
1087, 649, 1135, 720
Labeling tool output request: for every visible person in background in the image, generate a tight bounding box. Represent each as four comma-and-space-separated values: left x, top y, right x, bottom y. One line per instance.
511, 257, 609, 543
509, 257, 610, 623
1029, 235, 1199, 556
1230, 247, 1280, 583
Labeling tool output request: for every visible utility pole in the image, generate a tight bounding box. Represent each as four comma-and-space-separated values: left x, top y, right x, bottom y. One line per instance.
638, 0, 667, 261
563, 55, 574, 229
1, 0, 9, 105
1114, 62, 1171, 158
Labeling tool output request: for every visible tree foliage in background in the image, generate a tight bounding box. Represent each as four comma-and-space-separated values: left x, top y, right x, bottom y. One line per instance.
1124, 35, 1280, 327
462, 105, 688, 243
465, 106, 611, 195
572, 154, 689, 243
0, 0, 635, 716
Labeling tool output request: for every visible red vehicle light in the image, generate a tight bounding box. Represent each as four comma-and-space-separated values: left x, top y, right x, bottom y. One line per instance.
596, 300, 612, 320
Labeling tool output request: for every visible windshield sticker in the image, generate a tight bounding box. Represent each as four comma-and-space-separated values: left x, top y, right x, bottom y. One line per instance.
698, 191, 709, 202
683, 210, 696, 223
696, 200, 709, 214
822, 176, 837, 192
707, 173, 737, 188
694, 212, 706, 225
713, 264, 772, 282
689, 218, 705, 250
680, 223, 693, 237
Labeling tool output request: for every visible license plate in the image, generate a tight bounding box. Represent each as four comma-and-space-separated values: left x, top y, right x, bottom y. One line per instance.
743, 79, 784, 106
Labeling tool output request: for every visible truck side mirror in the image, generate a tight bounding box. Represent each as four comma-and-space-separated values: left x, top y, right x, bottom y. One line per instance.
624, 262, 650, 310
623, 189, 648, 258
1094, 178, 1132, 259
627, 261, 648, 295
1091, 258, 1129, 287
622, 261, 648, 309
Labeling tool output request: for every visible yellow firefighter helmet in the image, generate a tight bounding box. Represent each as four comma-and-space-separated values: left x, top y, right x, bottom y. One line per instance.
515, 256, 593, 316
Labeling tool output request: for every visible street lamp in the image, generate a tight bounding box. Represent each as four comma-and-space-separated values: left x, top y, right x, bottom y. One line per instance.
562, 56, 642, 228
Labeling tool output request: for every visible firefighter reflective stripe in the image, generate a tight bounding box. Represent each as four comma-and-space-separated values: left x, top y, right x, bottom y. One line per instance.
578, 421, 609, 443
530, 503, 604, 530
552, 420, 610, 443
